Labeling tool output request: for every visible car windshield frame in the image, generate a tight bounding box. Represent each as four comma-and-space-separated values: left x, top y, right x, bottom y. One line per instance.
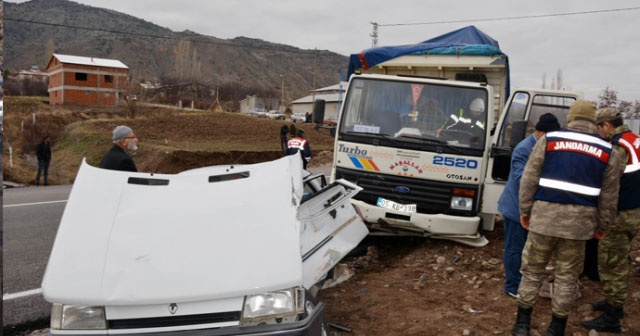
338, 77, 489, 151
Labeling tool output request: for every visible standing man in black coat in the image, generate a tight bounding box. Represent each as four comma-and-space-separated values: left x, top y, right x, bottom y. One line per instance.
35, 135, 52, 185
99, 125, 138, 172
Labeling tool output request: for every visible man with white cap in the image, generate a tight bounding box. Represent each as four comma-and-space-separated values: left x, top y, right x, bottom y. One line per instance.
436, 97, 486, 141
99, 125, 138, 172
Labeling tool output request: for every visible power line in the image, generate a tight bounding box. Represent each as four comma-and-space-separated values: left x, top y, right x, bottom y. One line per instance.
3, 17, 317, 54
378, 7, 640, 27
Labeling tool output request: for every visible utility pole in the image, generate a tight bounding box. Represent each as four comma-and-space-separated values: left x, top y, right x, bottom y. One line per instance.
312, 48, 317, 108
370, 22, 378, 48
280, 74, 285, 112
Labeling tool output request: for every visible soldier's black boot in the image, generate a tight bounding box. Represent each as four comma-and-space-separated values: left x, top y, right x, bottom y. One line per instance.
590, 299, 608, 311
511, 306, 532, 336
589, 299, 625, 317
580, 304, 623, 334
545, 314, 567, 336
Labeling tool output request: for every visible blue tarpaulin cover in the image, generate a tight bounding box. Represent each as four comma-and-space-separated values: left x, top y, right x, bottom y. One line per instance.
347, 25, 510, 97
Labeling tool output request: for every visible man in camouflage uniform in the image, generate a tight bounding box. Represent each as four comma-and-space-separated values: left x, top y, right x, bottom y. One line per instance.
510, 100, 621, 336
581, 108, 640, 333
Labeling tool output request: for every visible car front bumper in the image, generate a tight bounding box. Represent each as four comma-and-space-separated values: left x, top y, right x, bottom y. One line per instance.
50, 303, 325, 336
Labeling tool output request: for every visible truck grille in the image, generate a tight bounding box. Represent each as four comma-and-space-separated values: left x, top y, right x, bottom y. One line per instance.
335, 167, 478, 215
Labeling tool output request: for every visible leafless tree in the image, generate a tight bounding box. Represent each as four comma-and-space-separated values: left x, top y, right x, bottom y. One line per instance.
556, 69, 563, 91
45, 39, 56, 66
633, 100, 640, 119
619, 100, 632, 117
122, 80, 144, 119
598, 87, 618, 109
174, 39, 202, 82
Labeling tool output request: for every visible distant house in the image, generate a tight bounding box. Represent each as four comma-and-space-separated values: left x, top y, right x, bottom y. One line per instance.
291, 82, 347, 120
239, 95, 280, 114
16, 66, 49, 83
47, 54, 129, 106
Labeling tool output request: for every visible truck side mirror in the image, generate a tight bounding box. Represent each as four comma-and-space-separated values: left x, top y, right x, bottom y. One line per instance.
509, 120, 527, 147
312, 99, 325, 124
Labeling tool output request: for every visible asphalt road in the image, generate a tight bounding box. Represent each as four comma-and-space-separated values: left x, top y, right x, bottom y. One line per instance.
3, 184, 72, 333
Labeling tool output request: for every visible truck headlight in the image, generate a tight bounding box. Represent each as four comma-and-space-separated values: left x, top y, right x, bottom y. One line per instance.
51, 304, 106, 330
241, 287, 304, 323
451, 188, 474, 211
450, 196, 473, 211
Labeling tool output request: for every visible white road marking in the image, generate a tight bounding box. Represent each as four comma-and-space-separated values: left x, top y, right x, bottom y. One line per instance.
3, 200, 67, 208
3, 288, 43, 301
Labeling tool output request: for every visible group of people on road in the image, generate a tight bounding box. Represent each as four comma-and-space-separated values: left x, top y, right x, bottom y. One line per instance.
38, 119, 311, 184
33, 124, 139, 186
498, 100, 640, 335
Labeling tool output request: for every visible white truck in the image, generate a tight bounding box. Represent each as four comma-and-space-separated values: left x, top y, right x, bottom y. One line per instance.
42, 155, 368, 335
313, 26, 582, 247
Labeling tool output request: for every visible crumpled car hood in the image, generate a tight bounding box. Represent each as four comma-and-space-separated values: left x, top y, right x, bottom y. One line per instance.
42, 156, 305, 306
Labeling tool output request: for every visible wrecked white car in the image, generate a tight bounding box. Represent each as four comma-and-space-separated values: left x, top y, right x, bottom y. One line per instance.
42, 155, 368, 335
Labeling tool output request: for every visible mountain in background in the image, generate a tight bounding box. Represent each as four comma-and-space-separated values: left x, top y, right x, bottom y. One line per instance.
3, 0, 350, 100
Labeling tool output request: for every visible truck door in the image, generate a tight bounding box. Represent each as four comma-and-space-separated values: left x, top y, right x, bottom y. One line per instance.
482, 91, 579, 223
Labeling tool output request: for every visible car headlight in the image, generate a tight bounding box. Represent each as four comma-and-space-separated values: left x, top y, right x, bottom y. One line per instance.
51, 304, 106, 330
241, 287, 305, 323
450, 196, 473, 211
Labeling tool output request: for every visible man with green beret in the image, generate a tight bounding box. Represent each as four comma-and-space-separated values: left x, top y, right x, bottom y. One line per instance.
581, 107, 640, 333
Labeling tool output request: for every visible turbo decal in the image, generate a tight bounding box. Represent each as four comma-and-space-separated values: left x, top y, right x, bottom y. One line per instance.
339, 144, 381, 171
338, 144, 368, 156
348, 155, 380, 171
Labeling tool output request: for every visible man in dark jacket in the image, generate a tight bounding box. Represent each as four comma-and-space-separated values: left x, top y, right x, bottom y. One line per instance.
35, 135, 52, 185
99, 125, 138, 172
498, 113, 560, 299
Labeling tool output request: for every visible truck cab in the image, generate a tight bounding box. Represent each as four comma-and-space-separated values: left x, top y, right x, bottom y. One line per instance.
314, 74, 581, 247
311, 25, 583, 247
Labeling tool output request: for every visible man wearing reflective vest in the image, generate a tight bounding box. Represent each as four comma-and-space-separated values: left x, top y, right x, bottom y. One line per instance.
510, 100, 621, 336
437, 97, 486, 141
286, 128, 312, 169
581, 108, 640, 333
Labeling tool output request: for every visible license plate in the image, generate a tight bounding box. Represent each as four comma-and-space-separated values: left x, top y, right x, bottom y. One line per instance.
376, 197, 417, 213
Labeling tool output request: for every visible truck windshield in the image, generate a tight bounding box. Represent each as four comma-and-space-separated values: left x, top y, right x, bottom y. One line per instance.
339, 77, 488, 150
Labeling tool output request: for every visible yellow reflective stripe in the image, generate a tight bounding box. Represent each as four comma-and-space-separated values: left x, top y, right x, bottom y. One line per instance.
539, 178, 601, 196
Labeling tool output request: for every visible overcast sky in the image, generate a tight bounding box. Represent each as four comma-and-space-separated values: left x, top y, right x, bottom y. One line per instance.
8, 0, 640, 102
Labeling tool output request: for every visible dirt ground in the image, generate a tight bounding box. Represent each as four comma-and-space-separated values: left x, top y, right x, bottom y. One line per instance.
321, 228, 640, 336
